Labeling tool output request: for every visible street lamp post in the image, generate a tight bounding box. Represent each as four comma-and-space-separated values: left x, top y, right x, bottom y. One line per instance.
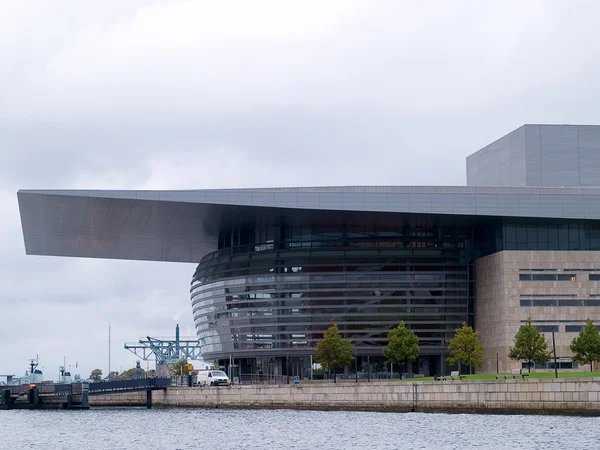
355, 350, 358, 383
441, 337, 446, 378
552, 331, 558, 379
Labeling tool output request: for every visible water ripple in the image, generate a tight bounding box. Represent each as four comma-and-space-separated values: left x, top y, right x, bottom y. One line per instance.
1, 408, 599, 449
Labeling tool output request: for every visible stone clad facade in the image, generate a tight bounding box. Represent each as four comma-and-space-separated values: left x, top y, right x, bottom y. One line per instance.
476, 251, 600, 372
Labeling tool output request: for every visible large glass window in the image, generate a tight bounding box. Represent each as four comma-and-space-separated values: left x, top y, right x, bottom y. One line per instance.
193, 224, 473, 359
502, 219, 600, 251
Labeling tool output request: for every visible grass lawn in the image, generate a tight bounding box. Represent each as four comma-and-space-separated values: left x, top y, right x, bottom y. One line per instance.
394, 371, 600, 382
527, 371, 600, 379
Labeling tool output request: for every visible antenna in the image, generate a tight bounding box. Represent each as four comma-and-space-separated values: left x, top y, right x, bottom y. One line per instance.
109, 324, 112, 377
29, 358, 37, 374
60, 356, 66, 380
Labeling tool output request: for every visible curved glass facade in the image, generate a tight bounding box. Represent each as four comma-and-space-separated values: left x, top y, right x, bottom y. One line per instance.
191, 219, 477, 367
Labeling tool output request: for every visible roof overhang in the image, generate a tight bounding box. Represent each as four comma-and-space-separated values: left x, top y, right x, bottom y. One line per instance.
17, 186, 600, 263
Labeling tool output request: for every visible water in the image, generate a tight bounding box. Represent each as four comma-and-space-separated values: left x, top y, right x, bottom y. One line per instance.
1, 408, 599, 449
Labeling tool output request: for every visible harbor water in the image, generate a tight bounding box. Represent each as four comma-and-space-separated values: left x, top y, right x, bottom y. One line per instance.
1, 408, 599, 449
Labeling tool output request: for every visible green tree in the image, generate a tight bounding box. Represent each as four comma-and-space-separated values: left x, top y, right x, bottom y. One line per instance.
106, 370, 120, 381
89, 368, 103, 382
382, 321, 419, 376
172, 358, 189, 376
118, 367, 146, 380
446, 322, 484, 374
315, 319, 354, 382
570, 318, 600, 372
508, 318, 552, 372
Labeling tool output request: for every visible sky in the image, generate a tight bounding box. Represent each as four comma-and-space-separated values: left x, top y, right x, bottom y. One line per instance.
2, 0, 600, 380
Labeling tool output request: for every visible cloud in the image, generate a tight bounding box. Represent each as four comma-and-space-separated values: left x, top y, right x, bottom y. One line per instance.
5, 0, 598, 121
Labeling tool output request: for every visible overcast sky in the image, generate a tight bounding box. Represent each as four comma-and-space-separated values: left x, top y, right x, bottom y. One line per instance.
2, 0, 600, 380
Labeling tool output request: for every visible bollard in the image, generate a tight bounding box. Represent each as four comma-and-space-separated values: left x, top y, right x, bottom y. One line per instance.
412, 383, 418, 412
1, 389, 11, 409
29, 386, 39, 405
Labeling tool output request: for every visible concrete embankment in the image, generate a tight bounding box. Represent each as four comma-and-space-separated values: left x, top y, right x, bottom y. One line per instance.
90, 378, 600, 414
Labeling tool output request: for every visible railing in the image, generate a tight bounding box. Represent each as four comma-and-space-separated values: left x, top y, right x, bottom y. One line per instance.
88, 378, 171, 395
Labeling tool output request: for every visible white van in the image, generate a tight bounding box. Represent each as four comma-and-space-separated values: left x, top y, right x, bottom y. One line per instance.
197, 370, 231, 386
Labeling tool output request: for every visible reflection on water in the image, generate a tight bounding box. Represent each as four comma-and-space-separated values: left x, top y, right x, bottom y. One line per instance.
1, 408, 599, 449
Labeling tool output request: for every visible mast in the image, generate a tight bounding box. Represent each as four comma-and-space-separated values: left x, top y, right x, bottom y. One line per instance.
108, 324, 112, 377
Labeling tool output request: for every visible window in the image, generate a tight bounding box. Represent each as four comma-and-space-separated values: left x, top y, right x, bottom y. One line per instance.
566, 324, 600, 332
502, 220, 600, 252
519, 268, 557, 272
522, 361, 578, 370
520, 298, 597, 307
535, 325, 559, 333
557, 274, 577, 281
558, 299, 583, 307
519, 294, 577, 297
590, 274, 600, 281
519, 274, 576, 281
564, 268, 600, 272
560, 362, 576, 369
532, 299, 557, 307
516, 225, 527, 244
534, 274, 558, 281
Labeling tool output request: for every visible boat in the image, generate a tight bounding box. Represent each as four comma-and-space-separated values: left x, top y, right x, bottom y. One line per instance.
3, 358, 45, 386
1, 357, 82, 386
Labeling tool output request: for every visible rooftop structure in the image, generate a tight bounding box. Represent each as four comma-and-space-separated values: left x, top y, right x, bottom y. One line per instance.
467, 124, 600, 187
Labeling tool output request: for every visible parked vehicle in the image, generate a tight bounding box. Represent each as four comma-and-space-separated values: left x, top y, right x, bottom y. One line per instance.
197, 370, 231, 386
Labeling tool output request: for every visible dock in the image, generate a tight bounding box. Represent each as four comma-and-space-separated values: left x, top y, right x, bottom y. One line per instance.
0, 378, 170, 410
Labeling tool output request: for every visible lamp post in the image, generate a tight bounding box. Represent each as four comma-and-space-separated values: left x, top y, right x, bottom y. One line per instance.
552, 331, 558, 379
355, 349, 358, 383
441, 337, 446, 378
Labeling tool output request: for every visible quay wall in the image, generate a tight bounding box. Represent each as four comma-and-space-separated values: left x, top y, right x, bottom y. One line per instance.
89, 379, 600, 413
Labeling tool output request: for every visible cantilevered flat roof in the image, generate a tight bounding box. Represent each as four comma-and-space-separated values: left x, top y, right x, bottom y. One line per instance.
17, 186, 600, 263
